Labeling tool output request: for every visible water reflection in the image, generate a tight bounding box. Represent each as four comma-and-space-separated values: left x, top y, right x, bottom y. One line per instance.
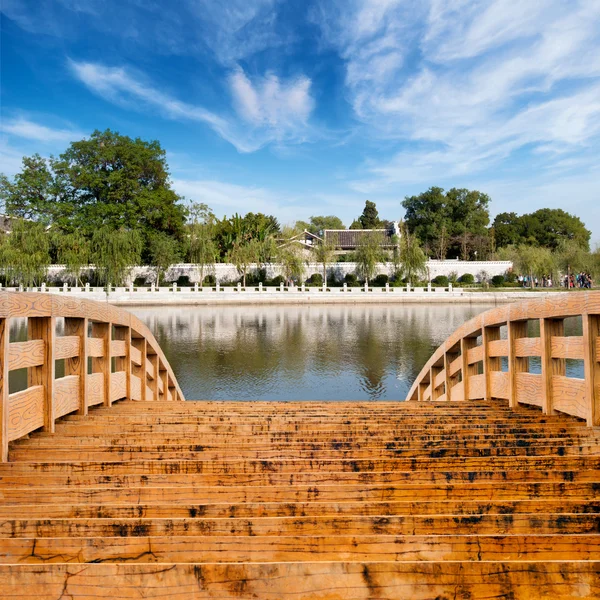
130, 304, 491, 401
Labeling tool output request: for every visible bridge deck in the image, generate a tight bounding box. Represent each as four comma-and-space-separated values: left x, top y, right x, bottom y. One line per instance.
0, 400, 599, 598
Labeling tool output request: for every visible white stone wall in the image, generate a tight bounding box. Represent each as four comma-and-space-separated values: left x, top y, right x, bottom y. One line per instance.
46, 260, 512, 285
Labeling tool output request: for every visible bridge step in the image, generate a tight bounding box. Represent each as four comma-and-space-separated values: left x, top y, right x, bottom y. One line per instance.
2, 400, 599, 598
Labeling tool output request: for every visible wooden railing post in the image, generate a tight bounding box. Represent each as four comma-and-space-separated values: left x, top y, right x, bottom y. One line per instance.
460, 336, 478, 401
540, 318, 565, 415
582, 314, 600, 426
0, 318, 9, 461
28, 317, 55, 433
114, 326, 131, 401
431, 365, 443, 400
91, 322, 111, 407
148, 352, 159, 401
483, 326, 501, 401
65, 317, 88, 416
160, 367, 168, 401
508, 321, 528, 409
444, 350, 458, 402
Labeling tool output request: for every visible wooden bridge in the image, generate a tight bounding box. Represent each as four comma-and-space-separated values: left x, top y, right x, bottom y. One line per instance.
0, 292, 598, 598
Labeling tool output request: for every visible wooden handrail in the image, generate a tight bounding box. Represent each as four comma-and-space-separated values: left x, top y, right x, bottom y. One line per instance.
0, 292, 184, 461
407, 292, 600, 426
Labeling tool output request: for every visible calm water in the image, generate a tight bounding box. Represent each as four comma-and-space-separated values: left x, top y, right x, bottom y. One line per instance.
130, 304, 494, 401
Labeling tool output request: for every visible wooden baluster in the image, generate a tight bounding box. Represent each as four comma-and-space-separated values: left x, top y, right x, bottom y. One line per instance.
508, 321, 528, 410
91, 322, 111, 407
540, 318, 565, 416
148, 352, 159, 401
431, 365, 443, 400
28, 317, 55, 433
483, 326, 501, 401
417, 380, 428, 402
131, 337, 147, 401
0, 318, 9, 462
64, 317, 88, 416
160, 367, 168, 401
445, 350, 459, 402
582, 314, 600, 426
460, 336, 478, 401
114, 326, 131, 402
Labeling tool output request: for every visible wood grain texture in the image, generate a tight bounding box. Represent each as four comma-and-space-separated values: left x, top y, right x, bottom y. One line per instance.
551, 336, 585, 360
130, 345, 142, 367
466, 344, 484, 365
0, 320, 8, 461
54, 375, 80, 419
487, 339, 508, 357
467, 374, 485, 400
7, 386, 44, 441
514, 337, 541, 357
490, 371, 509, 400
87, 373, 104, 407
552, 376, 587, 420
515, 373, 543, 407
64, 318, 87, 416
110, 372, 127, 403
130, 375, 142, 402
111, 339, 127, 358
87, 337, 105, 358
7, 340, 45, 370
54, 335, 80, 360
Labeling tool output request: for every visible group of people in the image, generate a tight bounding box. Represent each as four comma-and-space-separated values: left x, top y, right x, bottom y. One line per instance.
517, 275, 554, 288
564, 272, 594, 289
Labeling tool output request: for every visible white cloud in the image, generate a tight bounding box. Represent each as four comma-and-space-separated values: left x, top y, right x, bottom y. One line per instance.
70, 60, 315, 153
0, 117, 84, 144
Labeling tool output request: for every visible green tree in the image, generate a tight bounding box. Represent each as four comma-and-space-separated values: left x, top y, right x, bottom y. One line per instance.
396, 223, 427, 285
492, 212, 522, 248
513, 245, 557, 288
296, 215, 345, 237
187, 202, 218, 282
353, 232, 386, 285
277, 226, 306, 284
148, 231, 181, 285
0, 155, 56, 224
0, 220, 51, 286
214, 212, 279, 258
51, 129, 187, 245
312, 234, 337, 286
227, 240, 260, 286
54, 232, 91, 286
349, 219, 363, 230
91, 227, 142, 286
358, 200, 381, 229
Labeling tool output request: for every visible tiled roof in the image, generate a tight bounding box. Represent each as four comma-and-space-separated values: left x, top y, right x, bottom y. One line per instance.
324, 229, 395, 249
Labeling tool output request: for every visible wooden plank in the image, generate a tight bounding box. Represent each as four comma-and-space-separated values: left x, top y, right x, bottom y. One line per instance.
487, 339, 508, 358
551, 336, 585, 360
7, 386, 44, 441
583, 315, 600, 426
54, 375, 80, 419
110, 371, 127, 403
111, 340, 127, 358
551, 376, 587, 420
434, 367, 445, 389
508, 321, 528, 410
540, 319, 565, 416
130, 345, 142, 367
468, 374, 485, 400
146, 357, 155, 381
450, 380, 464, 401
54, 336, 80, 360
91, 323, 110, 407
490, 371, 509, 400
483, 326, 501, 401
87, 337, 105, 358
514, 337, 541, 357
87, 373, 104, 407
27, 317, 55, 433
130, 375, 142, 401
8, 340, 45, 370
64, 318, 87, 416
145, 385, 153, 401
448, 355, 461, 377
467, 344, 483, 365
0, 319, 9, 461
461, 337, 477, 402
132, 338, 147, 402
515, 373, 543, 407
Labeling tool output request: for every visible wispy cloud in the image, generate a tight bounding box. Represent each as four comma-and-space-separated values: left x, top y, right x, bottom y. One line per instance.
70, 60, 315, 153
0, 117, 84, 144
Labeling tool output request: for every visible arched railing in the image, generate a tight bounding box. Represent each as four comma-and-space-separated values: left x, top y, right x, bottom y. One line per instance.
407, 292, 600, 427
0, 292, 184, 461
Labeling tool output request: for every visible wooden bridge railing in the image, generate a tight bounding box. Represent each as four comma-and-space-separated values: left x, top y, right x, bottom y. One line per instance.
0, 292, 184, 461
407, 292, 600, 426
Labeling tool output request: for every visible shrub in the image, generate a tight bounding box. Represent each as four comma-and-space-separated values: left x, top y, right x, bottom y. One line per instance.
269, 275, 285, 287
176, 275, 192, 287
491, 275, 505, 287
245, 268, 267, 285
133, 277, 147, 287
306, 273, 323, 286
203, 274, 216, 286
344, 273, 359, 287
373, 274, 389, 286
505, 270, 517, 284
448, 271, 459, 285
458, 273, 475, 285
431, 275, 449, 286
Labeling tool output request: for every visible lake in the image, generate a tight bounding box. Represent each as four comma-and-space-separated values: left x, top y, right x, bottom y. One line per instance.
130, 304, 494, 401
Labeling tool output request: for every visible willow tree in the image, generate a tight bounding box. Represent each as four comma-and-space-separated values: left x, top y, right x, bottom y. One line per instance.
187, 202, 218, 283
0, 220, 50, 286
312, 234, 337, 287
354, 232, 386, 285
514, 245, 557, 288
91, 227, 142, 286
276, 227, 306, 285
54, 232, 91, 286
148, 231, 181, 285
227, 240, 259, 287
396, 223, 427, 285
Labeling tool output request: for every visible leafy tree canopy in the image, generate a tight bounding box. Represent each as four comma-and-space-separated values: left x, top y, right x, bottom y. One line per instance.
493, 208, 590, 251
214, 212, 280, 258
295, 215, 345, 237
358, 200, 381, 229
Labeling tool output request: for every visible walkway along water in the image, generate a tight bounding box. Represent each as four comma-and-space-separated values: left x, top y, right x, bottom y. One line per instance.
0, 292, 598, 598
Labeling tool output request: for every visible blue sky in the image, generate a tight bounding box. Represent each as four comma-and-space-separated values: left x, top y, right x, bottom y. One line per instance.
1, 0, 600, 242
